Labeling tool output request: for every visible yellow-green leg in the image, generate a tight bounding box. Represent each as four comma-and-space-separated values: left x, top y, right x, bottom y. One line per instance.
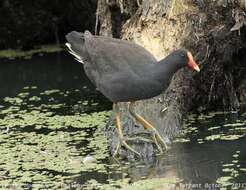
128, 102, 169, 152
113, 103, 141, 157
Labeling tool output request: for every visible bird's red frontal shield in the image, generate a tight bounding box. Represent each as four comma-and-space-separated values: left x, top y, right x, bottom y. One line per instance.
187, 52, 200, 72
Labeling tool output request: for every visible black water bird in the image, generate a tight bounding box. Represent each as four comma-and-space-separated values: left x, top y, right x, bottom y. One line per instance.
66, 31, 200, 156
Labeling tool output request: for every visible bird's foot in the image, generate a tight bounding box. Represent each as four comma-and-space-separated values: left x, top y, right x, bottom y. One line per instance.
113, 137, 142, 157
127, 130, 170, 153
149, 128, 170, 153
128, 102, 170, 154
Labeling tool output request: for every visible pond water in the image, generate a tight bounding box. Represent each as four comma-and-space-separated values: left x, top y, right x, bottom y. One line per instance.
0, 52, 245, 190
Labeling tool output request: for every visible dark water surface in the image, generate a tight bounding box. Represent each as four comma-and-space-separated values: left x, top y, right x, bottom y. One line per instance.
0, 52, 245, 190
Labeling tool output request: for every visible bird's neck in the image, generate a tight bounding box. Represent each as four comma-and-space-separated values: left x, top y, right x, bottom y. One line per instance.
150, 56, 185, 83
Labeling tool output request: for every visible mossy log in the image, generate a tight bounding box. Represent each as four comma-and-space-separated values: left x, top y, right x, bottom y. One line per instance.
97, 0, 246, 159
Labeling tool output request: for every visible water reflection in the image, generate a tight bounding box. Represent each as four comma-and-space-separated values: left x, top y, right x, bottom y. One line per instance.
119, 112, 246, 189
0, 53, 245, 189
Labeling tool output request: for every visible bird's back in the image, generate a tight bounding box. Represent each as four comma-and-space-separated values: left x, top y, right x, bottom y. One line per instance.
66, 31, 158, 101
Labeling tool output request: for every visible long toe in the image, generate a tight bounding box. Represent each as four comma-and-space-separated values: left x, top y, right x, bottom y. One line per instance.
152, 133, 163, 153
113, 140, 121, 157
126, 136, 154, 143
156, 134, 169, 150
113, 138, 141, 157
121, 139, 141, 157
150, 129, 169, 152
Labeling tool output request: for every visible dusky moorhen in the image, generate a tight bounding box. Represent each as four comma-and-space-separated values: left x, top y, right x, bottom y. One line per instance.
66, 31, 200, 156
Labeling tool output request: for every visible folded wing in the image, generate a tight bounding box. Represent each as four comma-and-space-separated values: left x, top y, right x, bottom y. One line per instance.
66, 31, 157, 87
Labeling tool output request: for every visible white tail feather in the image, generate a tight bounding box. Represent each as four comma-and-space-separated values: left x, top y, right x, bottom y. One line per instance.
66, 43, 84, 64
65, 43, 71, 49
74, 58, 84, 63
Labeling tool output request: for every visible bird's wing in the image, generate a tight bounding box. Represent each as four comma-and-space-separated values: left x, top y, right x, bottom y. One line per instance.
66, 31, 157, 86
83, 31, 157, 75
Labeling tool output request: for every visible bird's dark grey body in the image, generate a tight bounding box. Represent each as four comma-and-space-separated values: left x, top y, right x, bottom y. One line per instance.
66, 31, 188, 102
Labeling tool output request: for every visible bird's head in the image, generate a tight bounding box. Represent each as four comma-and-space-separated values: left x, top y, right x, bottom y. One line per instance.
172, 49, 200, 72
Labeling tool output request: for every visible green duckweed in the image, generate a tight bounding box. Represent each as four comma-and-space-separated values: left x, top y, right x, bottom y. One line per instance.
0, 45, 63, 59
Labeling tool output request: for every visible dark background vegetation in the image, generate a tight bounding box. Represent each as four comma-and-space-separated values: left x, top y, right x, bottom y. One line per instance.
0, 0, 244, 111
0, 0, 97, 49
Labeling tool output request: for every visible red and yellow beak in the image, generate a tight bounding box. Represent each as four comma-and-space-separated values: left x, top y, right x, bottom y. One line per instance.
187, 52, 200, 72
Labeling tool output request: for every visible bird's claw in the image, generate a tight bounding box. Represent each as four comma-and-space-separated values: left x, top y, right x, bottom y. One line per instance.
113, 137, 141, 157
150, 129, 169, 152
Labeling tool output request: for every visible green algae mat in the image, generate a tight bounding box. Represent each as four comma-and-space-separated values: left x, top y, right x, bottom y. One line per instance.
0, 87, 111, 189
0, 53, 245, 190
0, 86, 245, 190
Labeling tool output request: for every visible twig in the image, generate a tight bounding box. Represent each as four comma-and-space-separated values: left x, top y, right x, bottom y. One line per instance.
95, 8, 99, 35
208, 66, 216, 104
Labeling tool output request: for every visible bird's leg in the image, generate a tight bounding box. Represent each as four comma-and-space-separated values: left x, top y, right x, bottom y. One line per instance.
128, 102, 169, 152
113, 103, 141, 157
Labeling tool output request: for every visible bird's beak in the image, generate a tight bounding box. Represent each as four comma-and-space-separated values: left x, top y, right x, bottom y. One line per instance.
187, 52, 200, 72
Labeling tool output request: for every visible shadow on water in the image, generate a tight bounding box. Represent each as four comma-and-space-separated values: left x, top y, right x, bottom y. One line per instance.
0, 52, 245, 189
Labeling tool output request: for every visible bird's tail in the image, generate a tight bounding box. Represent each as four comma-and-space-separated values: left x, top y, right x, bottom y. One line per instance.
65, 31, 88, 64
